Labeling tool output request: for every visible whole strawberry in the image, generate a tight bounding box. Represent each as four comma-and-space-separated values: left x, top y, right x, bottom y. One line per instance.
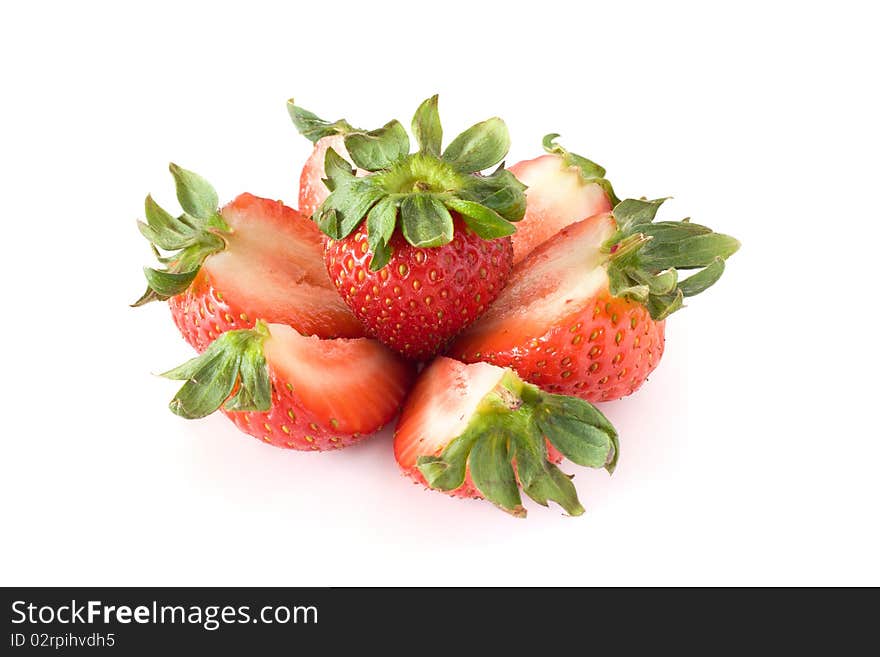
451, 196, 739, 402
289, 96, 526, 360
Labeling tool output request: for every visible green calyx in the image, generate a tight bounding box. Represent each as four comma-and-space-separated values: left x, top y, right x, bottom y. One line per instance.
132, 164, 229, 306
542, 133, 620, 206
604, 198, 741, 320
417, 371, 618, 518
162, 321, 272, 420
289, 95, 526, 270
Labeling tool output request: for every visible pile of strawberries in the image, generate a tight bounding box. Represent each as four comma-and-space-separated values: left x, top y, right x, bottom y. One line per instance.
134, 96, 739, 517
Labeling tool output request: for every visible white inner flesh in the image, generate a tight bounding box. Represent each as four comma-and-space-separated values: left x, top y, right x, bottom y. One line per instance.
428, 359, 508, 441
478, 214, 616, 332
516, 155, 605, 220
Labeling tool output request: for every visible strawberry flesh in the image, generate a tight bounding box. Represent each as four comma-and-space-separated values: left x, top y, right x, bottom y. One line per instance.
170, 193, 365, 351
509, 154, 612, 264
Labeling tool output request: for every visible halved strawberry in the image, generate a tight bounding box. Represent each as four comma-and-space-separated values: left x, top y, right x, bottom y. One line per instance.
394, 357, 618, 516
508, 135, 616, 264
163, 320, 415, 450
290, 96, 526, 360
450, 199, 740, 402
133, 165, 365, 351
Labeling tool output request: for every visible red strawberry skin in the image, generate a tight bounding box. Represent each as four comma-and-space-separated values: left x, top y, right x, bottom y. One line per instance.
223, 324, 415, 451
450, 214, 666, 402
325, 216, 513, 361
453, 292, 665, 402
169, 193, 365, 352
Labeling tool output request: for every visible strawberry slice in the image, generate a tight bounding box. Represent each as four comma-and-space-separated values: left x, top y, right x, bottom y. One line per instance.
133, 165, 365, 351
163, 321, 415, 450
508, 135, 616, 263
394, 357, 618, 517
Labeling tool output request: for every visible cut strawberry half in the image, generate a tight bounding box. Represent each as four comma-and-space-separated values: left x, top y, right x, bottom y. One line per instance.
394, 357, 618, 517
451, 199, 739, 402
133, 165, 365, 351
508, 135, 616, 263
163, 321, 415, 450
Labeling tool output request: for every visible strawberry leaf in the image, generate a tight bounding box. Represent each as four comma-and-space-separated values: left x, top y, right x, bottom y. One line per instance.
460, 166, 527, 223
133, 167, 229, 306
345, 120, 411, 172
169, 163, 220, 222
323, 147, 355, 193
606, 198, 740, 320
412, 95, 442, 157
444, 198, 515, 239
400, 195, 454, 247
469, 429, 524, 516
533, 393, 618, 471
286, 100, 356, 143
442, 117, 509, 173
513, 431, 584, 516
163, 322, 271, 420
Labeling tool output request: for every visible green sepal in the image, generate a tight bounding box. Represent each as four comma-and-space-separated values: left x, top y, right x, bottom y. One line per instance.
605, 198, 740, 320
416, 370, 618, 517
345, 120, 411, 172
169, 164, 224, 226
322, 147, 355, 193
163, 322, 271, 419
316, 176, 386, 240
132, 167, 229, 306
460, 166, 527, 223
532, 391, 618, 471
309, 97, 524, 265
612, 197, 668, 232
444, 198, 516, 239
368, 239, 393, 272
367, 196, 398, 250
512, 429, 584, 516
401, 195, 454, 247
142, 267, 200, 299
366, 196, 398, 271
542, 133, 620, 206
442, 117, 509, 173
469, 429, 524, 516
286, 99, 356, 143
417, 429, 481, 491
412, 94, 442, 157
678, 257, 725, 297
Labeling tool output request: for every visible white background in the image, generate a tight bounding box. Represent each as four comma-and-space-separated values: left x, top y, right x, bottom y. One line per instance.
1, 1, 877, 586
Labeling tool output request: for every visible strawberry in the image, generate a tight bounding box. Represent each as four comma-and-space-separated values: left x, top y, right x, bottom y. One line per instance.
163, 320, 415, 450
289, 95, 526, 360
394, 357, 618, 516
133, 165, 365, 351
509, 135, 617, 264
450, 198, 740, 402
